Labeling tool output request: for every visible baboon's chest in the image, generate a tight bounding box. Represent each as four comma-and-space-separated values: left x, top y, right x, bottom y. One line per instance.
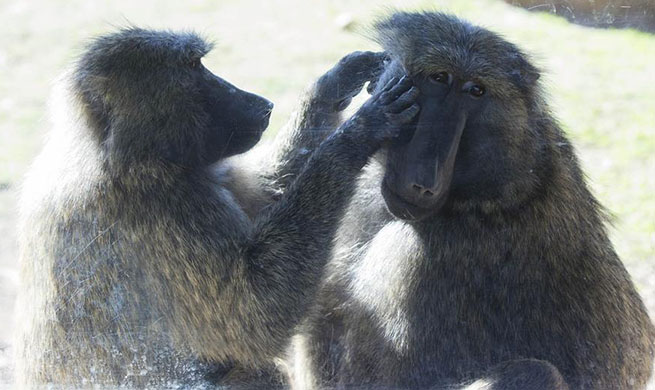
342, 221, 526, 373
344, 221, 425, 356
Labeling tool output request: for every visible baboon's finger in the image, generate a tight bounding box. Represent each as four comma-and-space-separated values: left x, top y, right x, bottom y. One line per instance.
388, 86, 420, 113
378, 76, 412, 105
344, 51, 388, 74
338, 51, 388, 85
386, 103, 420, 125
329, 52, 391, 102
366, 80, 378, 94
365, 52, 390, 78
380, 76, 400, 94
372, 76, 399, 102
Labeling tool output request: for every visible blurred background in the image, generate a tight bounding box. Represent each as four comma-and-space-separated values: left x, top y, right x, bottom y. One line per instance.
0, 0, 653, 386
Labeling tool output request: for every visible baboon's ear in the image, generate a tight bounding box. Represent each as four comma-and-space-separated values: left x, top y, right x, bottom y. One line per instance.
75, 76, 112, 144
510, 68, 540, 87
509, 51, 540, 87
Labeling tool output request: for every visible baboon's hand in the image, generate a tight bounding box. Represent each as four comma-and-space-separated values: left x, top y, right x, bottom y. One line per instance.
313, 51, 389, 112
346, 76, 420, 146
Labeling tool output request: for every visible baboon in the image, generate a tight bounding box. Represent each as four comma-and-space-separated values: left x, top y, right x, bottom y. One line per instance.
285, 12, 655, 390
15, 28, 419, 388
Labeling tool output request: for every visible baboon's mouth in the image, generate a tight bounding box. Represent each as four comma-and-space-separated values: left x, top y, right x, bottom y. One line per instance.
381, 181, 436, 222
258, 110, 272, 132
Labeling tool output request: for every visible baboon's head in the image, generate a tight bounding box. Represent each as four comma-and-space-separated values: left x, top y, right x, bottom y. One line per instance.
374, 12, 544, 221
74, 28, 273, 168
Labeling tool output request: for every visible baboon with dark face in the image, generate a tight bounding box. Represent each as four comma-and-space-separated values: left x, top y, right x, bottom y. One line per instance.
285, 12, 655, 390
15, 28, 419, 388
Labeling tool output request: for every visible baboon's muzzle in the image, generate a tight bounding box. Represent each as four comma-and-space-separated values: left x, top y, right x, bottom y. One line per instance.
383, 91, 466, 221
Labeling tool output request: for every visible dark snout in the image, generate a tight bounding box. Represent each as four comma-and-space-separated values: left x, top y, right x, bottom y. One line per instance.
227, 90, 274, 156
202, 70, 275, 159
205, 70, 274, 133
405, 95, 466, 202
250, 94, 274, 132
233, 88, 274, 134
383, 92, 467, 220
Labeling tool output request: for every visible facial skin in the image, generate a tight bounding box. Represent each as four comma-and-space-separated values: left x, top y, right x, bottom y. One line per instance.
381, 68, 488, 221
74, 33, 274, 168
194, 60, 274, 162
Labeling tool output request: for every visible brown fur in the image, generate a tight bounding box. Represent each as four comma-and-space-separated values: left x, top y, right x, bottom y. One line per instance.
14, 29, 400, 388
284, 12, 655, 390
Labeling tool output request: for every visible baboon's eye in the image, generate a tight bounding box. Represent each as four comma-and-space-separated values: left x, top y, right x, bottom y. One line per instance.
469, 84, 486, 97
429, 72, 450, 84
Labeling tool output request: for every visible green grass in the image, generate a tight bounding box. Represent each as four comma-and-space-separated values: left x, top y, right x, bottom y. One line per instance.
0, 0, 653, 284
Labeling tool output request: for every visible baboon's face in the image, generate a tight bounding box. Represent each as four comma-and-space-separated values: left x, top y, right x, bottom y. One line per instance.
381, 67, 504, 222
383, 72, 483, 221
374, 13, 541, 222
192, 60, 274, 162
77, 30, 274, 167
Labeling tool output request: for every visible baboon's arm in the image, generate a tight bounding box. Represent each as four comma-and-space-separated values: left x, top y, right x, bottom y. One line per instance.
220, 51, 386, 215
167, 78, 418, 366
265, 51, 387, 191
166, 131, 374, 365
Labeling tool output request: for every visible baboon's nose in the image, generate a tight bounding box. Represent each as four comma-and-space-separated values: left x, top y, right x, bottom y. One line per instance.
259, 100, 274, 122
411, 183, 436, 198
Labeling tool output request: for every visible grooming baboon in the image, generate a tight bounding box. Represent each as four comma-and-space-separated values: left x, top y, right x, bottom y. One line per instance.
15, 28, 418, 388
285, 12, 655, 390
